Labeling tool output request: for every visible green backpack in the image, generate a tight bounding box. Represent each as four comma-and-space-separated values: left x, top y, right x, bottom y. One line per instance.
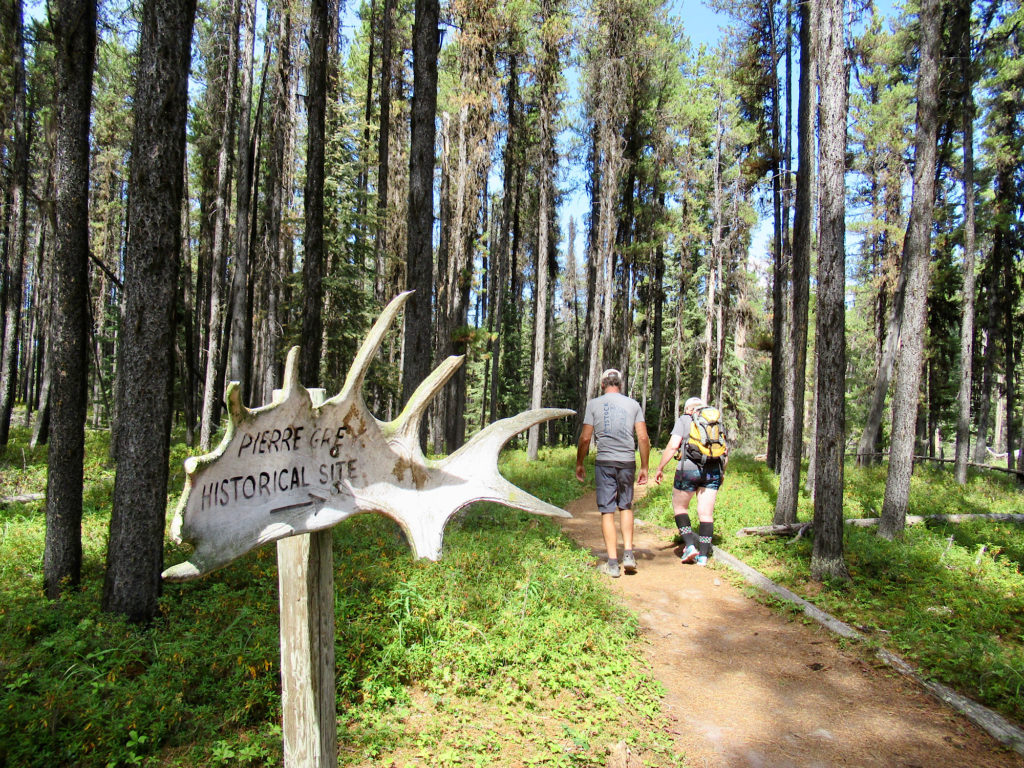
684, 406, 728, 466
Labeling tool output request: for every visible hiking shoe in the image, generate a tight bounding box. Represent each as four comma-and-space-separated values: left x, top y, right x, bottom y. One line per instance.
598, 560, 621, 578
680, 544, 699, 564
622, 551, 637, 574
695, 555, 708, 566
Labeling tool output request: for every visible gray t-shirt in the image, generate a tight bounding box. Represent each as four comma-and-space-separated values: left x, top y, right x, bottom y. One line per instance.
584, 392, 644, 465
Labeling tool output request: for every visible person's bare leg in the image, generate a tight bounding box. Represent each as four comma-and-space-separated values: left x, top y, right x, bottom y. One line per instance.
601, 511, 618, 561
620, 508, 634, 552
673, 487, 695, 516
696, 487, 718, 522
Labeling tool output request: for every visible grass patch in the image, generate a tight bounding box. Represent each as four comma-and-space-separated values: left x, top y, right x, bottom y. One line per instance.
0, 434, 678, 767
635, 452, 1024, 722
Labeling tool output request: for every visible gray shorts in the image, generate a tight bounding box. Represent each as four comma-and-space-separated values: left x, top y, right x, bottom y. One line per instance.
595, 462, 636, 513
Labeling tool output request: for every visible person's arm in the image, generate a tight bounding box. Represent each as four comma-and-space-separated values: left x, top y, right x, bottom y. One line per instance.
635, 421, 650, 484
576, 423, 594, 482
654, 434, 684, 484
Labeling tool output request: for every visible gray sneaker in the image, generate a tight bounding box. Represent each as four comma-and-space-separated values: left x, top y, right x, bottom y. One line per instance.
621, 551, 637, 574
598, 560, 621, 578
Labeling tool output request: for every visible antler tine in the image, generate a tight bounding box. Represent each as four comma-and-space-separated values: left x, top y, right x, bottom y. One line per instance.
163, 559, 202, 583
387, 355, 464, 448
225, 381, 248, 425
337, 291, 413, 403
281, 346, 301, 401
474, 473, 572, 520
444, 408, 576, 468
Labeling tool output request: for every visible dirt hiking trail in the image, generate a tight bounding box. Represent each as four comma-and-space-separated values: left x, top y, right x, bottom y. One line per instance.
560, 491, 1024, 768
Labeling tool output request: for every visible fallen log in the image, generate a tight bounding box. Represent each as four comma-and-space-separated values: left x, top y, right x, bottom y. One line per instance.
736, 512, 1024, 537
851, 452, 1024, 478
0, 492, 44, 505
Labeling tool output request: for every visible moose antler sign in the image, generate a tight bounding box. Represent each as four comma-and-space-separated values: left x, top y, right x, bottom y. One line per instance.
163, 291, 573, 766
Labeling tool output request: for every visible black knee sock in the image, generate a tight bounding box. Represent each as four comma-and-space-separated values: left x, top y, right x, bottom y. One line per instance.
675, 513, 697, 547
698, 522, 714, 557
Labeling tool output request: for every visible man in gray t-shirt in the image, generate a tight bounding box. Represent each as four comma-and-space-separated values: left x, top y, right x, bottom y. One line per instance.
576, 369, 650, 578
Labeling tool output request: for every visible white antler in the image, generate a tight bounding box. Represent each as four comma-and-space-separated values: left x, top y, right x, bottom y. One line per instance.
164, 292, 573, 581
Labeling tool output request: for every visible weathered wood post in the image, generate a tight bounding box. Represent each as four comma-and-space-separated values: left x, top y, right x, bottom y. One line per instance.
276, 389, 337, 767
162, 292, 573, 766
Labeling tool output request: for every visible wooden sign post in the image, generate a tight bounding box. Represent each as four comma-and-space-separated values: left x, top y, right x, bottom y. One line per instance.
163, 293, 573, 767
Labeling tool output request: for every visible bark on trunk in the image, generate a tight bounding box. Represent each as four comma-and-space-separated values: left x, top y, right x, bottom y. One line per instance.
0, 0, 30, 445
44, 0, 96, 598
811, 0, 849, 582
774, 0, 814, 525
879, 0, 941, 539
767, 0, 785, 473
260, 3, 293, 404
103, 0, 196, 622
199, 0, 241, 448
300, 0, 329, 387
227, 0, 258, 402
528, 1, 556, 460
374, 0, 397, 305
402, 0, 440, 448
953, 10, 977, 484
703, 99, 724, 403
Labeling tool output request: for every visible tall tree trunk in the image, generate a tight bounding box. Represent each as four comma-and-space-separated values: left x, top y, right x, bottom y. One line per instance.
228, 0, 257, 403
973, 288, 997, 462
260, 1, 293, 404
300, 0, 329, 387
774, 0, 814, 525
953, 0, 976, 484
652, 193, 665, 432
30, 206, 53, 448
180, 166, 197, 446
357, 0, 376, 234
767, 0, 785, 472
811, 0, 849, 581
581, 121, 601, 415
703, 100, 724, 403
0, 0, 29, 445
1001, 233, 1016, 474
402, 0, 440, 445
489, 49, 519, 423
44, 0, 96, 599
199, 0, 241, 448
528, 0, 557, 460
879, 0, 940, 539
103, 0, 196, 622
374, 0, 397, 306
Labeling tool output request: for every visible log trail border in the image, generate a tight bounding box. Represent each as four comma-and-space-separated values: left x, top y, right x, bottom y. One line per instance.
711, 545, 1024, 756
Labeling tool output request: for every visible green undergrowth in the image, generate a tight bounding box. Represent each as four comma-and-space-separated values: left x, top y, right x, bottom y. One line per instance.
635, 452, 1024, 723
0, 430, 678, 768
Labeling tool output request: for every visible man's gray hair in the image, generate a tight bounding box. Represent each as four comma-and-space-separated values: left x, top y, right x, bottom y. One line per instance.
600, 368, 623, 390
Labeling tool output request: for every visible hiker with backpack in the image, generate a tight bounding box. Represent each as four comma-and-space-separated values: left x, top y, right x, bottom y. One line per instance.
653, 396, 729, 566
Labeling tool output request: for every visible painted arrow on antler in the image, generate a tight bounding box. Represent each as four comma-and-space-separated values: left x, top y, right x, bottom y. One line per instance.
163, 291, 573, 581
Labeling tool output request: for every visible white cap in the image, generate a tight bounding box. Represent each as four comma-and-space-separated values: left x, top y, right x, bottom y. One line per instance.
684, 396, 705, 412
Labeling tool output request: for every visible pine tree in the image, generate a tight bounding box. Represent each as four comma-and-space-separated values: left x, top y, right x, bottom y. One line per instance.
103, 0, 197, 622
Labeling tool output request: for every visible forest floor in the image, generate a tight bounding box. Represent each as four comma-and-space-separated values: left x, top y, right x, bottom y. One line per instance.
560, 489, 1024, 768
